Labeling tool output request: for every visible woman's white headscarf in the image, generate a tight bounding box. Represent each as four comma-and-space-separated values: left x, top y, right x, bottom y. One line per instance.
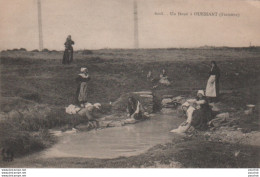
84, 102, 101, 111
80, 67, 88, 73
181, 102, 190, 109
93, 103, 101, 109
197, 90, 205, 96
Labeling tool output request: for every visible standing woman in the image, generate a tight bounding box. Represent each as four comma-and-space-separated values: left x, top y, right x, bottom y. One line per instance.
205, 61, 220, 102
76, 67, 90, 107
62, 35, 75, 64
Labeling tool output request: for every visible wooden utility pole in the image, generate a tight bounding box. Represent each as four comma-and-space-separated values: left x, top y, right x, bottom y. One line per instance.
37, 0, 43, 51
133, 0, 139, 48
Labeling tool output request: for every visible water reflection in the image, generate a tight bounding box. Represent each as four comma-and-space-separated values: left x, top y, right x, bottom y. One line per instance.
42, 114, 183, 159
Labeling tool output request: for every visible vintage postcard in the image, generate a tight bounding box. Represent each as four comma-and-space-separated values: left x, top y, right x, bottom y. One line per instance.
0, 0, 259, 172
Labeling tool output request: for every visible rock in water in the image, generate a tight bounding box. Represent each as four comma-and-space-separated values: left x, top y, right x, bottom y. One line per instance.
108, 121, 124, 127
216, 112, 229, 119
76, 124, 92, 131
161, 108, 176, 114
133, 91, 152, 95
124, 118, 136, 124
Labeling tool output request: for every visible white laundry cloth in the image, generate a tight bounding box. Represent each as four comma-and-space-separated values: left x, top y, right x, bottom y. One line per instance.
65, 104, 81, 114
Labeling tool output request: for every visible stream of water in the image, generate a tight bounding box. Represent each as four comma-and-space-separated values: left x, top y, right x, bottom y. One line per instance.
41, 113, 183, 159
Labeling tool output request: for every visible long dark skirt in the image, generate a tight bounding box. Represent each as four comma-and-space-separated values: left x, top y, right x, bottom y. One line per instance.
75, 82, 88, 105
62, 49, 73, 64
191, 108, 212, 131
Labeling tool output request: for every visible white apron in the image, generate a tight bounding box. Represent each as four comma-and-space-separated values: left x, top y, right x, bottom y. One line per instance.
205, 75, 216, 97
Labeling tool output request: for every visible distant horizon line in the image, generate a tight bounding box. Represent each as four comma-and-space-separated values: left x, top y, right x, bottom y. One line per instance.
1, 45, 260, 52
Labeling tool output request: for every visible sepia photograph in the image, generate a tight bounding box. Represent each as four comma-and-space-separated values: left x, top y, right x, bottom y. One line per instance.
0, 0, 259, 172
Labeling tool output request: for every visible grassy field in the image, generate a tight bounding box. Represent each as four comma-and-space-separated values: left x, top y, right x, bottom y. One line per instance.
1, 48, 259, 104
0, 48, 259, 167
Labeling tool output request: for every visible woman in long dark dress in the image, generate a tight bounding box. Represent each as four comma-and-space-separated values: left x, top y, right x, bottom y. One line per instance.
62, 35, 75, 64
191, 90, 212, 130
75, 67, 90, 107
205, 61, 220, 102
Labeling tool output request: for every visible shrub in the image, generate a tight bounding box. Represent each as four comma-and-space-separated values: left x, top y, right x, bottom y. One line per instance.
31, 49, 39, 52
19, 48, 27, 51
0, 120, 55, 157
42, 48, 49, 52
21, 93, 41, 102
82, 50, 93, 55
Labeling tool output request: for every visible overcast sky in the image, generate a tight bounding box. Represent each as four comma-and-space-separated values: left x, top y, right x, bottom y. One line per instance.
0, 0, 259, 50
